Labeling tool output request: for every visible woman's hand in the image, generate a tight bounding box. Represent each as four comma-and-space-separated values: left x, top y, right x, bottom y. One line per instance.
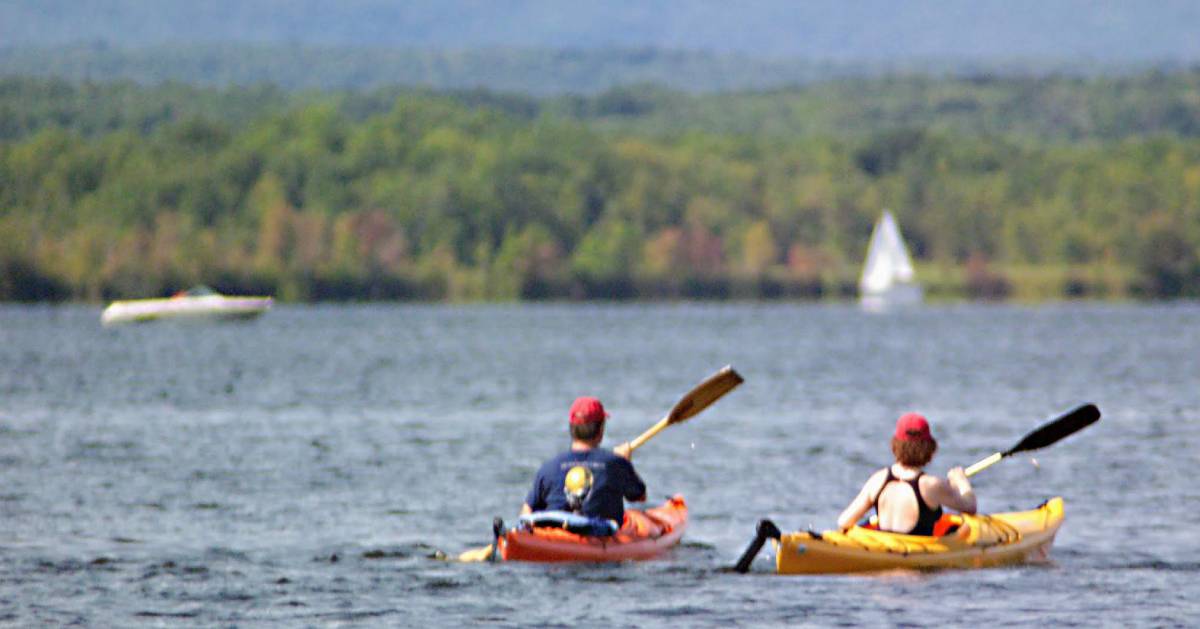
943, 466, 977, 513
947, 466, 970, 490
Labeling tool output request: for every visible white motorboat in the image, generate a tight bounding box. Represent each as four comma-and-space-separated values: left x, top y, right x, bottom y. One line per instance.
101, 286, 272, 326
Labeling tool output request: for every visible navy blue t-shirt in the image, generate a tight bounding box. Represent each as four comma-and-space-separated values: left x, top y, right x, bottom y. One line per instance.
525, 449, 646, 523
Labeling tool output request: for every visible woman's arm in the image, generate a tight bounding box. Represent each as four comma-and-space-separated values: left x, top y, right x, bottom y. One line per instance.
837, 470, 884, 530
930, 467, 977, 514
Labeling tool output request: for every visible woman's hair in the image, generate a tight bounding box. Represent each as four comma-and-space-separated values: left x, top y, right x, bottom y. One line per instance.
570, 420, 604, 442
891, 436, 938, 467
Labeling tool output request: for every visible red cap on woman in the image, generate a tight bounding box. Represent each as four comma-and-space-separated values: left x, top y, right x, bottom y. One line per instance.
894, 412, 933, 442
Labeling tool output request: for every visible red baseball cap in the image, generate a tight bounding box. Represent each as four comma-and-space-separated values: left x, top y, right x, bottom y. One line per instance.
569, 396, 609, 425
894, 412, 933, 442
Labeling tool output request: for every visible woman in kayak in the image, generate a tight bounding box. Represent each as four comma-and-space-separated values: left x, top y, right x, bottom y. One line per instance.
837, 412, 976, 535
521, 396, 647, 525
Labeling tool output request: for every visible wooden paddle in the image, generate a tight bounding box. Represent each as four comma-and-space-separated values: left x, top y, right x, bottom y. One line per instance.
453, 366, 744, 562
453, 517, 504, 563
964, 403, 1101, 477
624, 365, 744, 453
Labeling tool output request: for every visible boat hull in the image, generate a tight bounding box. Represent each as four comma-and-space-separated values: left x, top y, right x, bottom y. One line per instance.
860, 282, 924, 311
101, 295, 272, 326
499, 495, 687, 562
774, 497, 1063, 574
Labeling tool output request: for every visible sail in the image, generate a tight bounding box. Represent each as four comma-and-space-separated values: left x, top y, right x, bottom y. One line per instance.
859, 210, 918, 295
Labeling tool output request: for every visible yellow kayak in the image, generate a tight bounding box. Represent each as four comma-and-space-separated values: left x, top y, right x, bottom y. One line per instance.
772, 497, 1064, 574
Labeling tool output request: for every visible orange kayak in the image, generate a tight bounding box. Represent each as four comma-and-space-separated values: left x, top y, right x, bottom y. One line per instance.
498, 495, 688, 562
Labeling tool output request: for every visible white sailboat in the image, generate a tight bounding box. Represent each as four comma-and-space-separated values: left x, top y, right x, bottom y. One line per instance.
859, 210, 923, 310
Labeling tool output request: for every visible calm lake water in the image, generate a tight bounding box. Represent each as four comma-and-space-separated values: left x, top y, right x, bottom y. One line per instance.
1, 302, 1197, 627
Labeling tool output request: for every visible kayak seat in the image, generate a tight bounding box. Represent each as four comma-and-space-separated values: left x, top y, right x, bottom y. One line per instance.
520, 511, 619, 537
932, 514, 962, 537
621, 509, 668, 539
858, 513, 961, 536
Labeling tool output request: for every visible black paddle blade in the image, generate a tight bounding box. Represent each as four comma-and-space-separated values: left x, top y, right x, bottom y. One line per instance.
1005, 403, 1100, 456
732, 519, 781, 574
488, 517, 504, 563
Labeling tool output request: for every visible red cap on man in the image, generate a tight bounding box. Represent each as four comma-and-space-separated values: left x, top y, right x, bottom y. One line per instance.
569, 396, 609, 425
894, 412, 932, 442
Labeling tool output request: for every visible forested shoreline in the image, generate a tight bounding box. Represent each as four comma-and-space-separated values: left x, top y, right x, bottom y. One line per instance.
2, 74, 1199, 302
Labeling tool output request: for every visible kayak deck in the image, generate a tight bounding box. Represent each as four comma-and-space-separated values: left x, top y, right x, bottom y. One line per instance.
774, 497, 1063, 574
499, 495, 687, 562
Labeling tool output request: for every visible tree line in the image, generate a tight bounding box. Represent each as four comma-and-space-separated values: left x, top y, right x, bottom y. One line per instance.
2, 75, 1199, 302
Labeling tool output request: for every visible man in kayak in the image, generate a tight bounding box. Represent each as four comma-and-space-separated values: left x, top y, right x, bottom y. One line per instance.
836, 412, 976, 535
521, 396, 647, 526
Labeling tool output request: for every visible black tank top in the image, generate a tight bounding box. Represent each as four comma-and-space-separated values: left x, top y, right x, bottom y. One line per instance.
871, 467, 944, 536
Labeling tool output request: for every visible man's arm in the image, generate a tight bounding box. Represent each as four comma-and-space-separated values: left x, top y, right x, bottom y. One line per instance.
620, 459, 647, 503
523, 466, 546, 514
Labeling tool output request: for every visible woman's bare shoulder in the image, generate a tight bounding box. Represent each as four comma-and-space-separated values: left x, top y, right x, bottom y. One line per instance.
918, 473, 954, 502
918, 473, 948, 488
863, 466, 891, 491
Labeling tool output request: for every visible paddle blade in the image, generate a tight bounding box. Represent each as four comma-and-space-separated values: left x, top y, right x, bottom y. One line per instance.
456, 517, 506, 562
665, 365, 744, 425
456, 544, 494, 563
731, 519, 781, 574
1005, 403, 1100, 456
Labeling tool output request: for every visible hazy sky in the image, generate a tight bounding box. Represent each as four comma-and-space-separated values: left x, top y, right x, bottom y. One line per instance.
4, 1, 1198, 63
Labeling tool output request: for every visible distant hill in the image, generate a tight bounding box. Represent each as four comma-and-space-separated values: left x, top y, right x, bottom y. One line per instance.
7, 69, 1200, 145
1, 44, 1106, 96
4, 1, 1200, 64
